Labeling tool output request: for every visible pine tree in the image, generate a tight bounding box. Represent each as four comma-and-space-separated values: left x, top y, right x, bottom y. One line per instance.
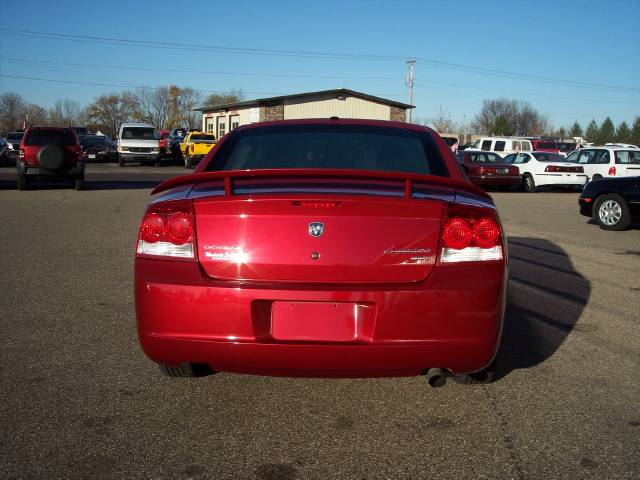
569, 121, 582, 138
630, 117, 640, 146
585, 120, 598, 142
615, 121, 631, 143
597, 117, 615, 144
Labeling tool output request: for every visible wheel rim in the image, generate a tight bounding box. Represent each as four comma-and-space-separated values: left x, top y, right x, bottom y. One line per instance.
526, 176, 533, 189
598, 200, 622, 225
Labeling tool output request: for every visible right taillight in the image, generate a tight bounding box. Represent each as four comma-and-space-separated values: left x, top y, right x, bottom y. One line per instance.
440, 207, 503, 264
136, 200, 196, 260
19, 148, 24, 160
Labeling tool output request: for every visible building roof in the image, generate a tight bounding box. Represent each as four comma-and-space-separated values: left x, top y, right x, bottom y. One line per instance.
196, 88, 414, 112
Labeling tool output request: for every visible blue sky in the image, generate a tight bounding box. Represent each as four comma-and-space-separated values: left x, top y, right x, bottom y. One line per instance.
1, 0, 639, 129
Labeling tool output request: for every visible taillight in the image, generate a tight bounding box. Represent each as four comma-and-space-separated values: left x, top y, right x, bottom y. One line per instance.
545, 165, 584, 173
545, 165, 559, 172
608, 166, 616, 176
440, 205, 503, 264
136, 200, 196, 260
190, 144, 194, 153
19, 148, 24, 160
479, 166, 497, 175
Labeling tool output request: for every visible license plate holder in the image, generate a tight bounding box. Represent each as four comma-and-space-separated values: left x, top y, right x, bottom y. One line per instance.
271, 302, 372, 342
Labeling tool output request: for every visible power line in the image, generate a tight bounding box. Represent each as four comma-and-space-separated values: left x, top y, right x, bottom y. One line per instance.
0, 73, 405, 99
1, 27, 639, 94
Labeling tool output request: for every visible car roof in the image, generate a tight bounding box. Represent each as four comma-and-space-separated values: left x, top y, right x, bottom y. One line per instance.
120, 122, 156, 129
236, 118, 434, 134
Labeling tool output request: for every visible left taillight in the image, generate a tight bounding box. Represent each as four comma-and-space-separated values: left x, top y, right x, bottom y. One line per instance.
136, 200, 196, 260
19, 148, 24, 159
608, 166, 616, 176
439, 204, 503, 264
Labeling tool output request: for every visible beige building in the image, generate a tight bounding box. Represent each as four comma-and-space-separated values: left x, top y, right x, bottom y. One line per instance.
197, 88, 414, 139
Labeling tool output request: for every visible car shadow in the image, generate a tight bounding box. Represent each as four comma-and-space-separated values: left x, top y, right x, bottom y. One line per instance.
493, 236, 591, 381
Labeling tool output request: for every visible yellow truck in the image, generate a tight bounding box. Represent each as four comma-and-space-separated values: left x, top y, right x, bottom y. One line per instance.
182, 132, 216, 168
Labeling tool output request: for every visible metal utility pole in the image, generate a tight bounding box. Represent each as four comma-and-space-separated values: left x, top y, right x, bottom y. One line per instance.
406, 59, 416, 123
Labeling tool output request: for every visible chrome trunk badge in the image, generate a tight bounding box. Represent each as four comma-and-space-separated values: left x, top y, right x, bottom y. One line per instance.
308, 222, 325, 237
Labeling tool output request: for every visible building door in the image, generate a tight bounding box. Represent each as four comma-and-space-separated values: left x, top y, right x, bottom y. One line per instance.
216, 116, 226, 138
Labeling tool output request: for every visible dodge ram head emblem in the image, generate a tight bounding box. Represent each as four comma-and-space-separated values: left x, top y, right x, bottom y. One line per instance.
308, 222, 325, 237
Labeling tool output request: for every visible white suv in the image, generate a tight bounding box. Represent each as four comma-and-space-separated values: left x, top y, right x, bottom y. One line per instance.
467, 136, 533, 158
118, 123, 160, 166
565, 147, 640, 182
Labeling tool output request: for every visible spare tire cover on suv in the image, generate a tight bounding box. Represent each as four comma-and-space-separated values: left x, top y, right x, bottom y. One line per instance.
37, 145, 65, 171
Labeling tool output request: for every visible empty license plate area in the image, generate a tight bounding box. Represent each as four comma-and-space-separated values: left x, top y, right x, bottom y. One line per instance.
271, 302, 375, 342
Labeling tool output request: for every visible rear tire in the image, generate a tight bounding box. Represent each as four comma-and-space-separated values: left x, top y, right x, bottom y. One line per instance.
453, 359, 496, 385
594, 193, 631, 231
523, 173, 537, 193
159, 363, 215, 378
17, 173, 28, 191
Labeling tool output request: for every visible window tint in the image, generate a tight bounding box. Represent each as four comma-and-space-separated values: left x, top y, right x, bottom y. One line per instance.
537, 142, 557, 150
502, 153, 516, 164
190, 134, 216, 142
481, 140, 492, 150
513, 153, 530, 164
7, 132, 24, 141
532, 152, 563, 162
25, 129, 76, 146
576, 150, 596, 164
81, 136, 106, 147
121, 127, 158, 140
207, 124, 449, 177
471, 152, 503, 163
596, 150, 610, 164
494, 141, 505, 152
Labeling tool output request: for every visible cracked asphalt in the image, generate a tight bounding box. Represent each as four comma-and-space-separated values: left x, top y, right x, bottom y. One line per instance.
1, 165, 639, 479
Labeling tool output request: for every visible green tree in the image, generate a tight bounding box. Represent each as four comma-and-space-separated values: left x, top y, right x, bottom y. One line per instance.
569, 121, 583, 138
630, 116, 640, 146
493, 115, 515, 136
558, 127, 567, 139
585, 120, 598, 142
597, 117, 615, 144
615, 121, 631, 143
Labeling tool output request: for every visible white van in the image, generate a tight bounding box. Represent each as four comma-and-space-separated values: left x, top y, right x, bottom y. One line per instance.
467, 136, 533, 158
118, 122, 160, 166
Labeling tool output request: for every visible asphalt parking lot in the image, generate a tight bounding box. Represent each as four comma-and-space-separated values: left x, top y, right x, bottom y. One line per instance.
1, 164, 639, 479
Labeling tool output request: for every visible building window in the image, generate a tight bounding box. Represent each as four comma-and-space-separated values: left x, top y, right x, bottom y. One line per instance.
205, 118, 214, 133
229, 114, 240, 131
217, 117, 226, 138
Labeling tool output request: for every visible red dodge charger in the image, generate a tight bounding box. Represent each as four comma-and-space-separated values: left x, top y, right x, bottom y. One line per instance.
135, 119, 508, 386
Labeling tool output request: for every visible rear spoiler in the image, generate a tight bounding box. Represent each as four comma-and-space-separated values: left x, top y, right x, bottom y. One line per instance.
151, 168, 490, 199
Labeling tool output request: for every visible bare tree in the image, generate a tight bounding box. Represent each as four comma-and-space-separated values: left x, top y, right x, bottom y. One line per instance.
472, 98, 548, 136
429, 106, 458, 133
87, 93, 137, 137
134, 87, 170, 129
49, 98, 85, 127
25, 103, 48, 127
0, 92, 26, 132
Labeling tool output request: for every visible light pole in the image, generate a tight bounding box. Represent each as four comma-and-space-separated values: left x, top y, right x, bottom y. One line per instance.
406, 59, 416, 123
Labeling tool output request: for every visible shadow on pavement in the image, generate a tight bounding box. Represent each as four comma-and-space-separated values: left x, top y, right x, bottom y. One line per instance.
494, 236, 591, 381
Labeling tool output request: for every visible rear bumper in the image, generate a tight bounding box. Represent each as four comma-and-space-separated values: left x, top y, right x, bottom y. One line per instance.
578, 197, 593, 217
21, 162, 84, 177
135, 259, 507, 377
535, 173, 587, 187
469, 175, 521, 187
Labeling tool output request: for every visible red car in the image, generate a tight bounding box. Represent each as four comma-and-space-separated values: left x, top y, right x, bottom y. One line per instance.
455, 151, 521, 188
135, 119, 507, 386
530, 139, 559, 154
17, 127, 84, 190
159, 129, 171, 156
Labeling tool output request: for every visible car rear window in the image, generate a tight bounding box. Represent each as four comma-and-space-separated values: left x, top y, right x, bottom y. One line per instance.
470, 152, 503, 163
25, 129, 76, 146
558, 142, 576, 152
121, 127, 158, 140
532, 152, 564, 162
206, 124, 449, 177
81, 136, 106, 147
7, 133, 24, 141
190, 134, 216, 142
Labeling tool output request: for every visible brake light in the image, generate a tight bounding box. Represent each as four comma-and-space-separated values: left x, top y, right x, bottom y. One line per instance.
545, 165, 584, 173
479, 166, 497, 175
190, 144, 194, 153
19, 148, 24, 160
136, 200, 196, 260
608, 166, 616, 176
440, 206, 503, 264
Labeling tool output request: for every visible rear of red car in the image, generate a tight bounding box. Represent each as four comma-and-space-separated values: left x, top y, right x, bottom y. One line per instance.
135, 120, 507, 381
18, 127, 84, 190
459, 151, 521, 188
